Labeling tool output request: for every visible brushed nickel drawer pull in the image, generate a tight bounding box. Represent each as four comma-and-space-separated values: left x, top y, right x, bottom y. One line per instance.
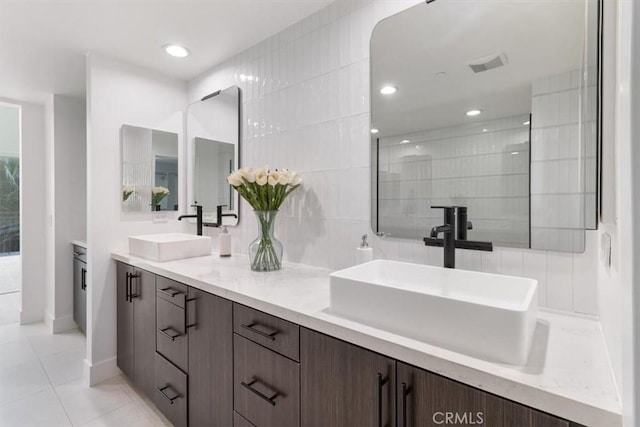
158, 327, 182, 341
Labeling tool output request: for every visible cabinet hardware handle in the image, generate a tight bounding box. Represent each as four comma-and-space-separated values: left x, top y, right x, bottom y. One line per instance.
377, 373, 389, 427
129, 273, 140, 300
125, 272, 131, 302
156, 385, 180, 404
401, 382, 412, 427
81, 268, 87, 291
185, 297, 197, 330
240, 322, 279, 341
158, 287, 182, 298
240, 379, 278, 406
158, 327, 181, 341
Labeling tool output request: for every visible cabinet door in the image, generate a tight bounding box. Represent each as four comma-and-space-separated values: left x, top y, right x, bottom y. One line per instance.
188, 288, 233, 427
116, 262, 134, 380
301, 328, 396, 427
132, 268, 156, 398
397, 362, 572, 427
73, 258, 87, 333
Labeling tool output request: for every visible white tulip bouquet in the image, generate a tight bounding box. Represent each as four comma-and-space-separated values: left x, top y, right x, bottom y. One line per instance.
151, 186, 170, 208
227, 167, 302, 211
227, 167, 302, 271
122, 185, 135, 202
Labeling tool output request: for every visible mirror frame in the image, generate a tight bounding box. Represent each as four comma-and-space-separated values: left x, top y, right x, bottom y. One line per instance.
368, 0, 604, 250
187, 85, 242, 227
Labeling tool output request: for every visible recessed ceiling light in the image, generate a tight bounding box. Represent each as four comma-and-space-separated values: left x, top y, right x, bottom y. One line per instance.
380, 86, 398, 95
482, 128, 488, 133
466, 109, 482, 117
163, 44, 190, 58
511, 151, 519, 155
371, 128, 379, 134
400, 139, 410, 144
523, 120, 530, 125
435, 72, 447, 77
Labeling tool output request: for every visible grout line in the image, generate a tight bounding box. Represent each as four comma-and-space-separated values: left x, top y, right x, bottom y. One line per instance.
36, 356, 74, 427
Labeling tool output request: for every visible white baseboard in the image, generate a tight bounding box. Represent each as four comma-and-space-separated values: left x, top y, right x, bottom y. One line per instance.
45, 312, 79, 334
83, 357, 122, 387
19, 309, 43, 325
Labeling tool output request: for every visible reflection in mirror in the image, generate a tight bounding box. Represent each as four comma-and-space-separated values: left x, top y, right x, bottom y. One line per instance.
121, 125, 179, 212
188, 86, 240, 226
370, 0, 600, 253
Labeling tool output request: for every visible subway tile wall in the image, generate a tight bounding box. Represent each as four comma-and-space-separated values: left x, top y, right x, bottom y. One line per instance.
376, 115, 530, 248
187, 0, 598, 316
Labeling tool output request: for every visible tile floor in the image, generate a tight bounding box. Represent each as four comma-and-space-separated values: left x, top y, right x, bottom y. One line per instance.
0, 322, 172, 426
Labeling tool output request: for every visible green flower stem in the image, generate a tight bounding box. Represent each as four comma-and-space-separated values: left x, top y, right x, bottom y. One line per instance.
251, 211, 281, 272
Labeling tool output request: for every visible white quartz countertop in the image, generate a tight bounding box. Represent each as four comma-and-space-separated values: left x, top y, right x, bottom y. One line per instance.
111, 251, 621, 426
71, 240, 87, 249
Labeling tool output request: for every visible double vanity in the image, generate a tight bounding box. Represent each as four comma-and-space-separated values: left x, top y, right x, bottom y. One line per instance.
112, 238, 620, 427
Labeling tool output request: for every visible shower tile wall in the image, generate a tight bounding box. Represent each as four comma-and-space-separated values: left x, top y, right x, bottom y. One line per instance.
530, 69, 598, 252
188, 0, 598, 315
377, 115, 530, 248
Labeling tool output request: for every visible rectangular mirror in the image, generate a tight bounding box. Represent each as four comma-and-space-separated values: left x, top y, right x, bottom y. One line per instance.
187, 86, 240, 226
121, 125, 179, 212
371, 0, 601, 253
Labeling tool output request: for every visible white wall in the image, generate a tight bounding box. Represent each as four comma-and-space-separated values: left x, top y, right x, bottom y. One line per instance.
85, 54, 186, 384
187, 0, 599, 316
45, 95, 87, 333
0, 97, 48, 324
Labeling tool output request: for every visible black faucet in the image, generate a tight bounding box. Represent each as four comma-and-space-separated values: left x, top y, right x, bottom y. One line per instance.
178, 204, 204, 236
203, 204, 238, 228
424, 206, 492, 269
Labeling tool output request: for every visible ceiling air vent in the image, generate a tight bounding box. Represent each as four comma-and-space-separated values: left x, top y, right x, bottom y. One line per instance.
468, 53, 508, 73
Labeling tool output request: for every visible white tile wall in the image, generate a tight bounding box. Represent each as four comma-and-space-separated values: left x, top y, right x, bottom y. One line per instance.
187, 0, 598, 316
530, 69, 598, 252
376, 115, 530, 247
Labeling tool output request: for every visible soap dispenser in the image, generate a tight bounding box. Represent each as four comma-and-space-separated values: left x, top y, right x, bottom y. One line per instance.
219, 226, 232, 257
356, 234, 374, 264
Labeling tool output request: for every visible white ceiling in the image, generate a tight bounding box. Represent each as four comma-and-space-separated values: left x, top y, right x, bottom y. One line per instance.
0, 0, 331, 103
371, 0, 589, 137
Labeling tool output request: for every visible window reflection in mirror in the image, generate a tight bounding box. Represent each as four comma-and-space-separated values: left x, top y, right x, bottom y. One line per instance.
370, 0, 600, 253
187, 86, 240, 226
121, 125, 179, 212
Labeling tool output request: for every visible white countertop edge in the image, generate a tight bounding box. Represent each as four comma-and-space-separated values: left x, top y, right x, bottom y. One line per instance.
111, 252, 622, 427
71, 240, 87, 249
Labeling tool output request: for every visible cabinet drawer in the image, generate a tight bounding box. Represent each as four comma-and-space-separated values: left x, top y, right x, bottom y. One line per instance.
157, 276, 188, 308
154, 353, 187, 427
156, 297, 188, 372
233, 304, 299, 361
234, 334, 300, 427
234, 411, 256, 427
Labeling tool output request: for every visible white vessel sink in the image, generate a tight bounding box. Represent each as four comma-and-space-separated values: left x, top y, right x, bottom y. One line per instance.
329, 260, 537, 365
129, 233, 211, 262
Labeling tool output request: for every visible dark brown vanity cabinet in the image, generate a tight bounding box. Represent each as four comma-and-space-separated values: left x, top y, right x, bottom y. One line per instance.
187, 288, 233, 427
396, 362, 579, 427
115, 262, 156, 398
115, 262, 584, 427
300, 327, 396, 427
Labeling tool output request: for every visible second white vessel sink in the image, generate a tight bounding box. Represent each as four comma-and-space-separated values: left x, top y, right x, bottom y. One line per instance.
129, 233, 211, 262
329, 260, 537, 365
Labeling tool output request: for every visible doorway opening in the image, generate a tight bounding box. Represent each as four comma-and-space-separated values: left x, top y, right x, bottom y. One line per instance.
0, 102, 21, 324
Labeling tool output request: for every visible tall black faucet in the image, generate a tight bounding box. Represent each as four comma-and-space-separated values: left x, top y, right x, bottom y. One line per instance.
429, 206, 457, 268
424, 206, 492, 269
178, 204, 203, 236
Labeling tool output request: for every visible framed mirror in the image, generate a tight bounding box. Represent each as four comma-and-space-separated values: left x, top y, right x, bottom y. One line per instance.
121, 125, 179, 212
187, 86, 241, 226
370, 0, 601, 253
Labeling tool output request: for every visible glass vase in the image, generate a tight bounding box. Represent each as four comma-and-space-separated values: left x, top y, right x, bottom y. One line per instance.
249, 210, 283, 272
